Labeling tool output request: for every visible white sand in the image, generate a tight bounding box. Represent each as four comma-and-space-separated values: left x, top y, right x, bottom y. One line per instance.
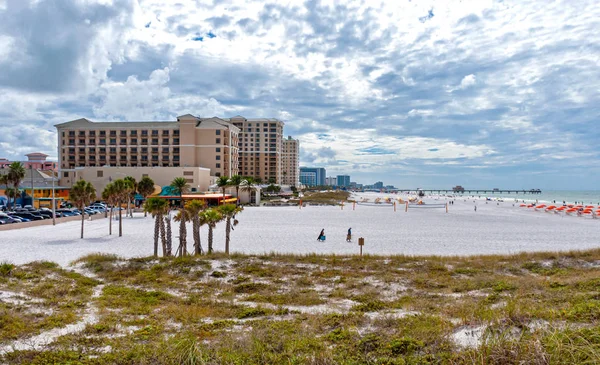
0, 193, 598, 266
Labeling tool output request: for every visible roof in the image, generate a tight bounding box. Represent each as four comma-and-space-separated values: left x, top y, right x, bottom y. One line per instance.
55, 118, 178, 129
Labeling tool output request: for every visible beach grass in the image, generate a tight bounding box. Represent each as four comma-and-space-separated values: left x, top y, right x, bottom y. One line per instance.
2, 249, 600, 364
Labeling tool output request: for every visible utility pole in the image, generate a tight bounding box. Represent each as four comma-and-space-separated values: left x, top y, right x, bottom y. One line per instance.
30, 166, 34, 207
51, 171, 56, 226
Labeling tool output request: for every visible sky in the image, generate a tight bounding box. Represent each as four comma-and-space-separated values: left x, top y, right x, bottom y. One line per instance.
0, 0, 598, 190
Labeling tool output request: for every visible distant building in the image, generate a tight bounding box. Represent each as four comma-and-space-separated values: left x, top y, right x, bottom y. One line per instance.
373, 181, 384, 189
337, 175, 350, 187
282, 136, 299, 187
0, 153, 58, 171
453, 185, 465, 192
300, 167, 326, 186
325, 176, 337, 186
300, 171, 317, 186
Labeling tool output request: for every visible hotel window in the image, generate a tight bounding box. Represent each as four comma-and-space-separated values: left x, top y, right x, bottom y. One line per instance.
152, 147, 158, 153
120, 131, 126, 136
120, 148, 127, 153
216, 138, 221, 144
89, 131, 96, 136
99, 148, 106, 153
110, 148, 116, 153
69, 131, 75, 136
183, 171, 193, 176
173, 130, 180, 136
141, 138, 148, 144
216, 130, 221, 135
216, 147, 220, 152
99, 156, 106, 160
162, 147, 169, 153
141, 147, 148, 153
141, 156, 148, 161
162, 138, 169, 144
141, 130, 148, 136
130, 130, 137, 136
131, 148, 137, 153
120, 139, 127, 144
216, 156, 221, 161
152, 139, 158, 145
79, 139, 85, 144
63, 172, 69, 177
215, 172, 221, 177
79, 148, 85, 153
99, 138, 106, 145
99, 131, 106, 136
110, 139, 116, 145
173, 148, 179, 153
110, 131, 116, 136
131, 138, 137, 144
162, 130, 169, 136
97, 171, 103, 178
173, 138, 179, 144
152, 130, 158, 136
216, 163, 221, 168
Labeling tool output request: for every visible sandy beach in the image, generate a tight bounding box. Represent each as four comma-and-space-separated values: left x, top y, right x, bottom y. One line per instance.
1, 192, 598, 266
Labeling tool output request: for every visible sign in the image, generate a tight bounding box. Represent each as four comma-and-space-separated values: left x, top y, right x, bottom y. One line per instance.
358, 237, 364, 246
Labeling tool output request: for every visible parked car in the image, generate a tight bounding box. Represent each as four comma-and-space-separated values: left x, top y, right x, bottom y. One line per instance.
56, 209, 77, 217
7, 214, 26, 222
0, 213, 20, 224
11, 211, 45, 221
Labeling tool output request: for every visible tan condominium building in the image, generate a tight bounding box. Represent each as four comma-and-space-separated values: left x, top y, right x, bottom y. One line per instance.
55, 114, 240, 185
229, 116, 284, 184
282, 136, 300, 187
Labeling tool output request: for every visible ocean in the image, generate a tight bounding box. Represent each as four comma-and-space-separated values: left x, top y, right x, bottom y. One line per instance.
450, 190, 600, 205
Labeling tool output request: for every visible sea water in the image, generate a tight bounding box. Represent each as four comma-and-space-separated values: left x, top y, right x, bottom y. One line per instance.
450, 191, 600, 205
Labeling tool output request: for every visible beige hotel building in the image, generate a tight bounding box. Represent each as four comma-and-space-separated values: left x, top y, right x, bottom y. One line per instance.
55, 114, 298, 193
282, 136, 300, 186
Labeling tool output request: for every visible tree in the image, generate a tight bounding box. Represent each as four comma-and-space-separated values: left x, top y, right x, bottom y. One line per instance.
240, 177, 257, 204
216, 175, 230, 204
4, 188, 20, 209
164, 214, 173, 256
0, 174, 8, 208
7, 162, 25, 209
138, 176, 155, 217
171, 177, 190, 256
253, 177, 263, 185
173, 209, 190, 257
217, 204, 243, 255
123, 176, 137, 218
144, 197, 168, 257
185, 199, 207, 255
228, 175, 244, 206
69, 180, 96, 239
111, 179, 129, 237
102, 183, 117, 235
202, 208, 222, 254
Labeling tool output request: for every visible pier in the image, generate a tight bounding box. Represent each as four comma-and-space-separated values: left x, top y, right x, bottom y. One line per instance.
401, 189, 543, 195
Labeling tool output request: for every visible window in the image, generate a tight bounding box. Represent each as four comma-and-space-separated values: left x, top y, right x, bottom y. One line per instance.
120, 131, 127, 136
216, 147, 221, 152
110, 131, 116, 136
89, 131, 96, 136
162, 130, 169, 135
97, 171, 103, 178
141, 130, 148, 136
63, 172, 69, 177
216, 155, 221, 161
120, 139, 127, 144
162, 138, 169, 144
183, 171, 193, 176
215, 172, 221, 177
100, 131, 106, 136
130, 130, 137, 136
216, 163, 221, 168
110, 139, 116, 145
152, 130, 158, 136
216, 130, 221, 135
216, 138, 221, 144
142, 174, 148, 178
162, 147, 169, 153
69, 131, 75, 136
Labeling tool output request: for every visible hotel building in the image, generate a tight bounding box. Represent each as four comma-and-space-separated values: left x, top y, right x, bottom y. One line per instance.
55, 114, 239, 190
230, 116, 284, 184
282, 136, 300, 187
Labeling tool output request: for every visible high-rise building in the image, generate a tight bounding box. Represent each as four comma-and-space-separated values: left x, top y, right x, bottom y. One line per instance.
55, 114, 240, 185
299, 171, 317, 187
282, 136, 299, 187
337, 175, 350, 187
373, 181, 384, 189
325, 176, 337, 186
230, 116, 284, 184
300, 167, 326, 186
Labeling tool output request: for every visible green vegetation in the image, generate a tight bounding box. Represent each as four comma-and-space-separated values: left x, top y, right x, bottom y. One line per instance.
3, 250, 600, 363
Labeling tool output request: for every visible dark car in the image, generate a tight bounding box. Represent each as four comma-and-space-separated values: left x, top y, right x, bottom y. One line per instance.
11, 211, 45, 221
0, 213, 20, 224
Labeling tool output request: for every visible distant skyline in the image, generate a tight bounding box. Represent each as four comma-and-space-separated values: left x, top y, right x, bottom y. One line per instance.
0, 0, 598, 190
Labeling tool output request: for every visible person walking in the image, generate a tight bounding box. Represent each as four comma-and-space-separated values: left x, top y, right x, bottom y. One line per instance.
346, 228, 352, 242
474, 205, 477, 212
317, 229, 325, 242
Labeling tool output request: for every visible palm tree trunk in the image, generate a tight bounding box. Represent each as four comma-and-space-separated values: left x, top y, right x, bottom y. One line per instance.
179, 210, 187, 257
225, 217, 231, 255
236, 187, 240, 206
208, 226, 214, 254
109, 207, 113, 235
153, 215, 159, 257
118, 200, 123, 237
165, 215, 172, 256
81, 210, 85, 239
159, 214, 167, 257
193, 218, 201, 255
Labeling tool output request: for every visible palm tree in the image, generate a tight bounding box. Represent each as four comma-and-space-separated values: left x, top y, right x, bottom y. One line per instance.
216, 175, 230, 204
138, 176, 155, 217
0, 174, 8, 209
144, 197, 168, 257
69, 180, 96, 239
173, 209, 190, 257
170, 177, 190, 256
202, 208, 222, 254
111, 179, 128, 237
185, 199, 207, 255
241, 177, 258, 204
164, 213, 173, 256
102, 183, 116, 235
5, 187, 20, 209
7, 162, 25, 209
123, 176, 137, 218
217, 204, 243, 255
228, 175, 244, 206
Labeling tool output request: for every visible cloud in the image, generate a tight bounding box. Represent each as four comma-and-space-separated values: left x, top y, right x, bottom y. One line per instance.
0, 0, 598, 189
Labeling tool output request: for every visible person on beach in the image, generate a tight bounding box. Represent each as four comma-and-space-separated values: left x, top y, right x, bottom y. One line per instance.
474, 205, 477, 212
346, 228, 352, 242
317, 229, 325, 241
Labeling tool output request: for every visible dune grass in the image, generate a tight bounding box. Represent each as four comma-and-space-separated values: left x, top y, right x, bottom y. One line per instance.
2, 249, 600, 363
